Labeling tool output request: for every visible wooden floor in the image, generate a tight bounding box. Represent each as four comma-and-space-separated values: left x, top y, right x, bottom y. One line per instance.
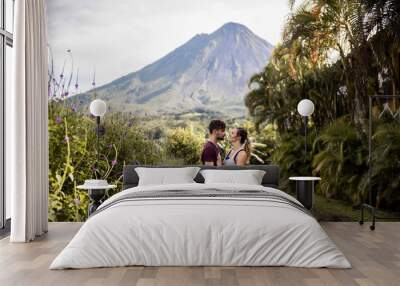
0, 222, 399, 286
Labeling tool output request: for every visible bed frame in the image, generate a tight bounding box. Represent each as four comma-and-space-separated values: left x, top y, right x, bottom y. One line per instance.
122, 165, 280, 190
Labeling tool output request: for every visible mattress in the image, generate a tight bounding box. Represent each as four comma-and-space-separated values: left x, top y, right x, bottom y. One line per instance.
50, 183, 351, 269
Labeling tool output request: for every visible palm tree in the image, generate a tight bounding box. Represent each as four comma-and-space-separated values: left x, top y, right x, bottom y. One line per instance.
363, 0, 400, 94
283, 0, 373, 120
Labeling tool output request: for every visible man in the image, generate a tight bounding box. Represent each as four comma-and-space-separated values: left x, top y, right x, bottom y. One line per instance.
201, 119, 226, 166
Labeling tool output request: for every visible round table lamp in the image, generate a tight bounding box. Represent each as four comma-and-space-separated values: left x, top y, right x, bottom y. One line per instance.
297, 99, 315, 161
89, 99, 107, 169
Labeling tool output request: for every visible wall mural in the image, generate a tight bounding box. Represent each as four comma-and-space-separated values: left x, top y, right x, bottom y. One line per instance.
47, 0, 400, 223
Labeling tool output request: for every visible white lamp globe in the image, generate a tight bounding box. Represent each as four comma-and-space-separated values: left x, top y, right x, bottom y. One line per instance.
249, 81, 261, 90
89, 99, 107, 117
297, 99, 315, 117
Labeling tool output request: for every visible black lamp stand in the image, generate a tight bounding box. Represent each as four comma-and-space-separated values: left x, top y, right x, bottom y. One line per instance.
304, 116, 308, 162
96, 116, 100, 166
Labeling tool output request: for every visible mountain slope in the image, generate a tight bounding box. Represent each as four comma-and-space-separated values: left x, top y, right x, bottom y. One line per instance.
80, 22, 274, 116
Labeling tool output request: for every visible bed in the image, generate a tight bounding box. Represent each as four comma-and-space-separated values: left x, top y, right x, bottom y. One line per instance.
50, 165, 351, 269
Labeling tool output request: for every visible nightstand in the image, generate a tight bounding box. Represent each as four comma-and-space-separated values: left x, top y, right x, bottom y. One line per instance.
289, 177, 321, 210
77, 184, 116, 216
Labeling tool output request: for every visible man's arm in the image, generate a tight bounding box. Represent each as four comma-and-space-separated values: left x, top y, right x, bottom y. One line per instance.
216, 153, 223, 166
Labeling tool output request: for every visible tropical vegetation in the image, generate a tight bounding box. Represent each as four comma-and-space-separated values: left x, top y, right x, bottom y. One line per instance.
246, 0, 400, 210
48, 102, 163, 221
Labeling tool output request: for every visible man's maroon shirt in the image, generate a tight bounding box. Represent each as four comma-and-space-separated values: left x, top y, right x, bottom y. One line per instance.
201, 141, 220, 166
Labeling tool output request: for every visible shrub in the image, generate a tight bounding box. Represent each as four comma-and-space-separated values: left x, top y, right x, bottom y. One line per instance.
361, 122, 400, 210
164, 126, 204, 164
264, 116, 400, 210
312, 117, 367, 205
250, 124, 278, 164
271, 130, 316, 190
48, 102, 162, 221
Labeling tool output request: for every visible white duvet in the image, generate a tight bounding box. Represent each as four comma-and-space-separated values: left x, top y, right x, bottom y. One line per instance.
50, 183, 351, 269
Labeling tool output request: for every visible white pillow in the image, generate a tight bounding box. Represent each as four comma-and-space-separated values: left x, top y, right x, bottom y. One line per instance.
135, 167, 200, 186
200, 169, 265, 185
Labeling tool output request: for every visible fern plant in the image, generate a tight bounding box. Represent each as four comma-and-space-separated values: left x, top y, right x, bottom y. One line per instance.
312, 117, 367, 205
359, 122, 400, 210
272, 131, 316, 191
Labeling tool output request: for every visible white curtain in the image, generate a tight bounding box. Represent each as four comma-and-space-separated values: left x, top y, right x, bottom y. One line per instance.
7, 0, 49, 242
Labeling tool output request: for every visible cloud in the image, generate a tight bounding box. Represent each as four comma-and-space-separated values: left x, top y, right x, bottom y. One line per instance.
47, 0, 290, 92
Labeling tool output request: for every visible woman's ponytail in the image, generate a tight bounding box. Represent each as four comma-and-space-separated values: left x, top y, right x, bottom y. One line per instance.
237, 128, 251, 163
243, 138, 252, 162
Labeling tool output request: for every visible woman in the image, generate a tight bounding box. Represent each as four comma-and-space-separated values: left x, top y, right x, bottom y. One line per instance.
224, 127, 251, 165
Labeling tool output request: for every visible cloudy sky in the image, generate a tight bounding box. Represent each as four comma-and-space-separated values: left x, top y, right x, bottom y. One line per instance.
47, 0, 291, 92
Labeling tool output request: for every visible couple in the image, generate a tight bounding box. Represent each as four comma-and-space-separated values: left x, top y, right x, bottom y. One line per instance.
201, 119, 251, 166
